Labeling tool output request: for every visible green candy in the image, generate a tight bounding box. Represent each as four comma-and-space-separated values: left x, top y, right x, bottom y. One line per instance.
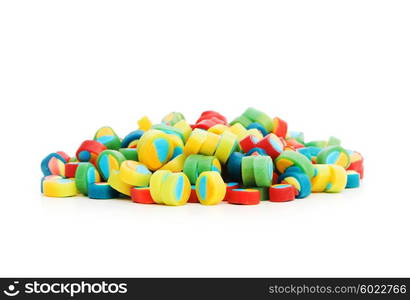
328, 136, 341, 146
229, 115, 253, 128
161, 112, 185, 126
275, 150, 315, 179
251, 187, 270, 201
75, 163, 99, 195
119, 148, 138, 161
241, 156, 256, 186
253, 156, 273, 187
316, 146, 350, 168
242, 107, 273, 132
183, 154, 201, 184
305, 140, 327, 148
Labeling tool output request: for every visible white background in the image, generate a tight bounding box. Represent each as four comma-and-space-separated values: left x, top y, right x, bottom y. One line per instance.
0, 0, 409, 277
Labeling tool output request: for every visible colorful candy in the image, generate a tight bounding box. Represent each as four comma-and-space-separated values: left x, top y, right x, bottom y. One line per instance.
43, 177, 77, 197
226, 189, 260, 205
195, 171, 226, 205
41, 107, 363, 204
97, 150, 126, 181
269, 184, 296, 202
131, 187, 155, 204
119, 160, 152, 186
316, 146, 351, 169
88, 182, 118, 199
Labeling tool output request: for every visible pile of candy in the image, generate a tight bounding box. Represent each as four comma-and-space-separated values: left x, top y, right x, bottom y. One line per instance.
40, 108, 364, 205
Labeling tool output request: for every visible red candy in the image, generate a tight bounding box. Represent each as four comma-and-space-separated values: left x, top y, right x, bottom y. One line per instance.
272, 117, 288, 139
285, 138, 304, 149
193, 111, 228, 130
239, 135, 260, 152
188, 186, 199, 203
65, 162, 80, 178
255, 134, 284, 159
56, 151, 70, 162
226, 189, 260, 205
131, 187, 155, 204
224, 182, 240, 201
75, 140, 107, 164
269, 184, 296, 202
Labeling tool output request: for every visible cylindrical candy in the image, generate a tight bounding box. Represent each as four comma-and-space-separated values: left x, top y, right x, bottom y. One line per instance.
137, 130, 175, 170
121, 130, 144, 148
226, 189, 260, 205
247, 122, 268, 136
214, 131, 237, 164
149, 170, 172, 204
197, 155, 221, 174
160, 172, 190, 206
43, 178, 78, 197
227, 152, 244, 182
107, 170, 133, 196
275, 150, 315, 179
311, 164, 331, 192
65, 162, 80, 178
159, 154, 186, 172
278, 168, 311, 199
256, 133, 284, 159
183, 129, 207, 156
242, 107, 273, 132
75, 162, 101, 195
199, 131, 221, 156
346, 170, 360, 189
239, 135, 260, 152
119, 148, 138, 161
316, 146, 351, 169
325, 165, 347, 193
95, 135, 122, 150
253, 156, 274, 187
119, 160, 152, 186
224, 182, 240, 201
195, 171, 226, 205
41, 152, 66, 177
241, 156, 256, 186
88, 182, 118, 199
269, 184, 296, 202
131, 187, 155, 204
272, 117, 288, 139
76, 140, 107, 163
97, 150, 126, 181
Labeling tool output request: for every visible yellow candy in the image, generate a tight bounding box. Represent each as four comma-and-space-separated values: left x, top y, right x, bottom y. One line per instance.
174, 120, 192, 141
195, 171, 226, 205
311, 164, 331, 192
137, 130, 175, 170
108, 170, 133, 196
137, 116, 152, 131
208, 124, 229, 135
228, 123, 247, 136
43, 178, 78, 197
199, 131, 221, 156
214, 132, 237, 164
183, 129, 207, 156
149, 170, 172, 204
159, 154, 186, 172
94, 126, 116, 139
119, 160, 152, 186
160, 172, 190, 206
326, 165, 347, 193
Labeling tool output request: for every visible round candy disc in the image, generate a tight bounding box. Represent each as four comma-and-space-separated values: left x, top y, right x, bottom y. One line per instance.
138, 130, 175, 170
184, 129, 207, 156
75, 162, 101, 195
311, 164, 331, 192
43, 178, 77, 197
199, 131, 221, 156
253, 156, 274, 187
160, 172, 190, 206
149, 170, 172, 204
316, 146, 351, 169
97, 150, 126, 181
119, 160, 152, 187
88, 182, 118, 199
269, 184, 296, 202
226, 188, 260, 205
195, 171, 226, 205
346, 170, 360, 189
214, 132, 237, 164
41, 152, 66, 177
107, 170, 133, 196
131, 187, 155, 204
227, 152, 244, 182
325, 165, 347, 193
278, 168, 311, 199
275, 150, 315, 179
